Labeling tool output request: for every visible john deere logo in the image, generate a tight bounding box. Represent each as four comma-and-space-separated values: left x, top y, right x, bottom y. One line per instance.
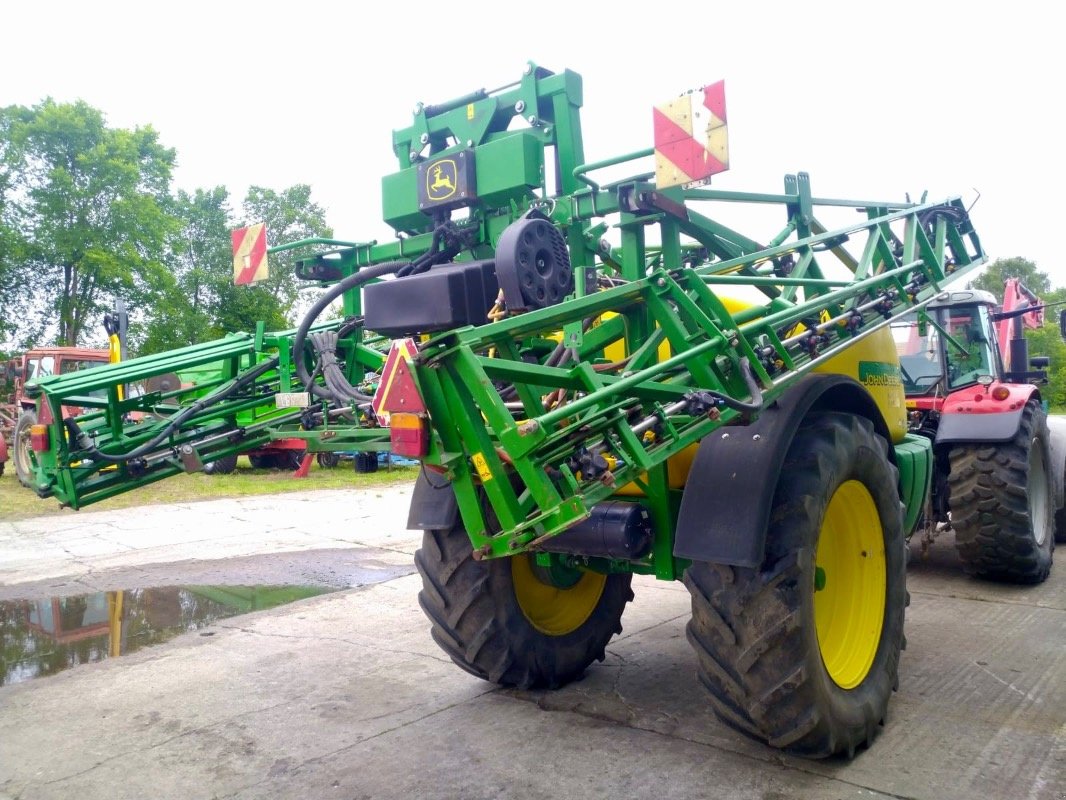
426, 159, 457, 201
858, 360, 901, 387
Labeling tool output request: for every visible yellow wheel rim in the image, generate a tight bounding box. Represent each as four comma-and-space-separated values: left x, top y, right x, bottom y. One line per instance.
511, 556, 607, 636
814, 480, 886, 689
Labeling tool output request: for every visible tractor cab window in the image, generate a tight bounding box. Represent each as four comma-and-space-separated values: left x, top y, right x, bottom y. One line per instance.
29, 356, 54, 380
60, 359, 104, 374
892, 316, 943, 394
938, 305, 995, 390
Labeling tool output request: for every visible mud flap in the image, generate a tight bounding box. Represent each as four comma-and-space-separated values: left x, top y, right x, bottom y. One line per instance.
673, 374, 892, 568
407, 468, 458, 530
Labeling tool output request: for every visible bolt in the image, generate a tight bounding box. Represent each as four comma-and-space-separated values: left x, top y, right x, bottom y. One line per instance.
722, 432, 730, 439
471, 544, 492, 561
409, 151, 418, 161
181, 445, 193, 454
414, 102, 424, 115
752, 434, 761, 441
466, 139, 474, 147
524, 63, 533, 75
657, 278, 666, 287
527, 115, 538, 126
707, 407, 721, 421
515, 100, 526, 113
730, 337, 740, 348
518, 420, 541, 436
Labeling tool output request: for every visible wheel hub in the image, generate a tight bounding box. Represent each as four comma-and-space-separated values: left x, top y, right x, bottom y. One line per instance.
814, 480, 887, 690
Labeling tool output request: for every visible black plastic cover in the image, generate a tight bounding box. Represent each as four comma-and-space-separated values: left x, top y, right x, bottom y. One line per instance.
540, 501, 653, 560
364, 260, 499, 337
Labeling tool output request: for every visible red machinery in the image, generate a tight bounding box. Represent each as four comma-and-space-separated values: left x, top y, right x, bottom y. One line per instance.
892, 279, 1066, 582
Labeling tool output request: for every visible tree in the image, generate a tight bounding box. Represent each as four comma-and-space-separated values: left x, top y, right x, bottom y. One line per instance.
970, 257, 1051, 296
0, 106, 33, 344
139, 187, 233, 354
1023, 286, 1066, 411
138, 183, 334, 353
1, 99, 179, 346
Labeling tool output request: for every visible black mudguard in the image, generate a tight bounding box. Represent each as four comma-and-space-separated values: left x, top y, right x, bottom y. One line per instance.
407, 468, 458, 530
673, 374, 893, 568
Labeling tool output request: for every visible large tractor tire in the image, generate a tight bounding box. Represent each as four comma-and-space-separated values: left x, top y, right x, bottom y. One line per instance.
13, 410, 37, 487
415, 519, 633, 689
948, 398, 1054, 583
684, 411, 907, 758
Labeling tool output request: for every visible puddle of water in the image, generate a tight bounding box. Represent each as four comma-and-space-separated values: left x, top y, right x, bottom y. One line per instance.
0, 585, 333, 686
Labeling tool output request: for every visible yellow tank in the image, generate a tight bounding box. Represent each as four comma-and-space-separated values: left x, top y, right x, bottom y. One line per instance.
813, 326, 907, 443
614, 293, 907, 497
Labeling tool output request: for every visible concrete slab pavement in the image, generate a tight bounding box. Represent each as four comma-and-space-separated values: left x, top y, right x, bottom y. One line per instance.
0, 486, 421, 595
0, 488, 1064, 799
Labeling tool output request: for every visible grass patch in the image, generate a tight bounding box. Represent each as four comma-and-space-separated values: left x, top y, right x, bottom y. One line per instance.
0, 457, 416, 521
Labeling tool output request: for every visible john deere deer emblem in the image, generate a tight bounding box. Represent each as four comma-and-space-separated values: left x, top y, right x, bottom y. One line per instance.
426, 159, 458, 201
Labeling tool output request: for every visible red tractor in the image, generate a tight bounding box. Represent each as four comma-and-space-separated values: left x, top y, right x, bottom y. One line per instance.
893, 279, 1066, 583
3, 347, 112, 483
3, 303, 127, 483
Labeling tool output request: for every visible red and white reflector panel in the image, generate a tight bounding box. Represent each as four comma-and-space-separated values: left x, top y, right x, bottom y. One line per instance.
232, 223, 269, 285
653, 81, 729, 189
372, 338, 423, 426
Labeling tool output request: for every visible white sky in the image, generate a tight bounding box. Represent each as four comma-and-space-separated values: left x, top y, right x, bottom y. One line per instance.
3, 0, 1063, 290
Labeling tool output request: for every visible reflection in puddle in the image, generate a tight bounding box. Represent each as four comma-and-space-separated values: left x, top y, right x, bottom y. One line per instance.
1, 585, 333, 686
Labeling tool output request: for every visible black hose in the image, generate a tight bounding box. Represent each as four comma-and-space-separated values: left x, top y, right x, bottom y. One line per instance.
67, 355, 282, 463
293, 260, 410, 401
689, 357, 764, 414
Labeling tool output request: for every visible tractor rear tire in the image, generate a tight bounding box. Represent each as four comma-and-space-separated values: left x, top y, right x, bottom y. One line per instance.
203, 454, 239, 475
13, 410, 36, 487
415, 520, 633, 689
684, 411, 907, 758
948, 398, 1054, 584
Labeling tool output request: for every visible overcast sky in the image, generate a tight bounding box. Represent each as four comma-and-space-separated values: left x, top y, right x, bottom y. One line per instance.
3, 1, 1062, 290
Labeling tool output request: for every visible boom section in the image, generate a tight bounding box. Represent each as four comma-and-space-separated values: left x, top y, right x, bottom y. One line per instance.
404, 189, 984, 560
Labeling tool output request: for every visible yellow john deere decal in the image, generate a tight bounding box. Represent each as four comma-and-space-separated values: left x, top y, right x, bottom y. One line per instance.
426, 159, 458, 201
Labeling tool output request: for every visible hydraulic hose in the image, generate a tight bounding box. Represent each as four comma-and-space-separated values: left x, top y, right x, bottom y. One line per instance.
66, 355, 282, 463
292, 260, 410, 401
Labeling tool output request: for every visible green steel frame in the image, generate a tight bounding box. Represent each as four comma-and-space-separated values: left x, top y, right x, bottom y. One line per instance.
27, 64, 985, 581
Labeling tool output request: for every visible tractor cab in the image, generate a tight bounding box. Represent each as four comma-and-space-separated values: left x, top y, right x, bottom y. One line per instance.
892, 290, 1002, 397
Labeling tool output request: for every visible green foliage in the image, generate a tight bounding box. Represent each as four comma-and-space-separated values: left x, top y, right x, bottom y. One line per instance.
137, 184, 332, 355
0, 106, 34, 343
1024, 286, 1066, 410
970, 256, 1051, 295
1, 99, 180, 346
138, 187, 234, 353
